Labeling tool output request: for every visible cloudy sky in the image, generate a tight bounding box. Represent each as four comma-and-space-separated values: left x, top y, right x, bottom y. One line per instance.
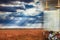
0, 0, 34, 4
0, 0, 44, 28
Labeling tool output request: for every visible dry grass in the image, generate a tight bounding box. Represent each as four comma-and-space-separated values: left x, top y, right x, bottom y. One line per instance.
0, 29, 47, 40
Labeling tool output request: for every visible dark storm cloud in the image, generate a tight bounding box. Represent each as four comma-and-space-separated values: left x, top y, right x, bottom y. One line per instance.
0, 0, 34, 4
0, 7, 16, 12
0, 0, 11, 4
19, 0, 34, 3
0, 6, 25, 12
